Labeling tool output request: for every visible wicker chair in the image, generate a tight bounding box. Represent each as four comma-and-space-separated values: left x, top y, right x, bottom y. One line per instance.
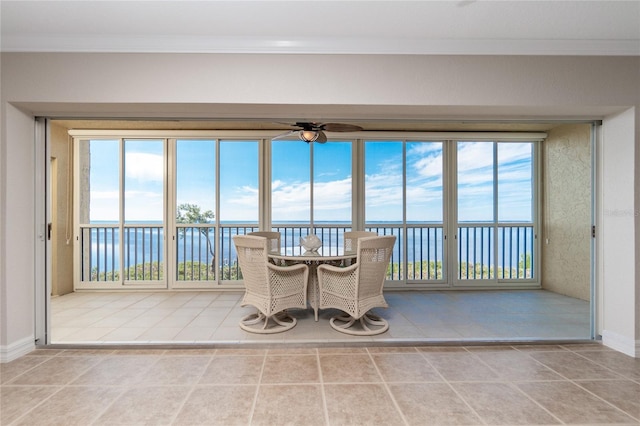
247, 231, 281, 254
233, 235, 308, 333
318, 235, 396, 335
343, 231, 377, 254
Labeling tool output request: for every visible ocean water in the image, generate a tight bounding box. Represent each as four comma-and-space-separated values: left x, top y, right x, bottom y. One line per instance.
84, 222, 533, 274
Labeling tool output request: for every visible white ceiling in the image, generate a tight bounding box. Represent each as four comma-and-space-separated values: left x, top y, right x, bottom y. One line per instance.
2, 0, 639, 55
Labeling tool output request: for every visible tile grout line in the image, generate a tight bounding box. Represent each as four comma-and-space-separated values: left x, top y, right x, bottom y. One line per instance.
8, 352, 123, 426
246, 349, 267, 425
4, 385, 68, 426
560, 347, 640, 423
365, 347, 410, 426
316, 347, 330, 426
514, 346, 638, 424
417, 349, 489, 426
86, 383, 130, 425
509, 381, 567, 425
166, 351, 217, 425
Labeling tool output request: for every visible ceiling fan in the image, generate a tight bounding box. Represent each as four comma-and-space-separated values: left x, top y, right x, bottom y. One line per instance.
272, 122, 363, 143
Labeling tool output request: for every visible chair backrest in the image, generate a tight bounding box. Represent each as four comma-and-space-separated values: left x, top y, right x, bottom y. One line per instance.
233, 235, 269, 295
356, 235, 396, 298
248, 231, 281, 254
343, 231, 377, 253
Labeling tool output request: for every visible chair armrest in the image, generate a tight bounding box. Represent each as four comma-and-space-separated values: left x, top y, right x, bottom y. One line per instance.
267, 262, 309, 275
317, 262, 359, 300
317, 262, 358, 275
266, 262, 309, 297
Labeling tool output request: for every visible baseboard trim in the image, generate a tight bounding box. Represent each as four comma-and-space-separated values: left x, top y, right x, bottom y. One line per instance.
0, 336, 35, 363
601, 330, 639, 358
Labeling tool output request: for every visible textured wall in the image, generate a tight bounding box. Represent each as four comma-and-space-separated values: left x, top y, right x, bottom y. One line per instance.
542, 124, 592, 301
50, 123, 74, 296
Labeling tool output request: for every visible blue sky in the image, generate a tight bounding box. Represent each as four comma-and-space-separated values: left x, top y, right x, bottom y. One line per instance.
87, 139, 533, 224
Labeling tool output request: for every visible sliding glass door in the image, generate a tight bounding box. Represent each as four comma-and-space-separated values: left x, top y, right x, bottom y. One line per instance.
74, 132, 540, 290
271, 140, 352, 254
76, 138, 167, 289
364, 140, 445, 283
172, 139, 260, 286
75, 136, 260, 289
455, 141, 536, 285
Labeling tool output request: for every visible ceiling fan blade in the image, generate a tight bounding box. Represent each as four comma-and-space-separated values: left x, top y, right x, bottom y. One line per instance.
321, 123, 363, 132
315, 131, 327, 143
271, 130, 297, 140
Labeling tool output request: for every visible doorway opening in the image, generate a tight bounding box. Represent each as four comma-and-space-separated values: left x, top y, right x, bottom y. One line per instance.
43, 119, 595, 345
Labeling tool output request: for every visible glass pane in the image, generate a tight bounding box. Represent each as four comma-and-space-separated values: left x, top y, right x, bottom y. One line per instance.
498, 142, 533, 222
176, 139, 216, 222
124, 139, 164, 223
272, 141, 310, 223
365, 141, 403, 222
219, 140, 258, 222
457, 141, 494, 222
176, 140, 216, 281
365, 141, 404, 280
80, 139, 120, 224
406, 141, 443, 222
405, 141, 444, 282
314, 141, 352, 222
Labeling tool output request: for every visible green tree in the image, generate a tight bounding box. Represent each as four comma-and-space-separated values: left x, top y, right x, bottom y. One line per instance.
519, 253, 532, 278
176, 203, 216, 273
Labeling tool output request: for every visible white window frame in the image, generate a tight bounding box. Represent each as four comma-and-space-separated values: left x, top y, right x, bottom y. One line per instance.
70, 129, 545, 291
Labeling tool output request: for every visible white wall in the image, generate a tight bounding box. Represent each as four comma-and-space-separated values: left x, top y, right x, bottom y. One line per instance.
600, 108, 638, 356
0, 104, 36, 361
1, 53, 638, 359
2, 54, 639, 116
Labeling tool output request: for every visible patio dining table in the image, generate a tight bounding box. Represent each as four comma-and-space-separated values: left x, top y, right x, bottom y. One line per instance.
269, 249, 357, 321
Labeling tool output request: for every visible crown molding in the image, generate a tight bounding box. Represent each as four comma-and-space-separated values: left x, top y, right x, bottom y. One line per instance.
2, 35, 639, 56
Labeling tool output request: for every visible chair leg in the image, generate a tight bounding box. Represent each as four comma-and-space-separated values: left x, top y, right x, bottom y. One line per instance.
361, 312, 389, 334
329, 312, 389, 336
240, 310, 297, 334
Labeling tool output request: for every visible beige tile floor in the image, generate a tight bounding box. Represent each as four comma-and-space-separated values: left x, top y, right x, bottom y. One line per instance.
2, 344, 639, 425
50, 289, 592, 345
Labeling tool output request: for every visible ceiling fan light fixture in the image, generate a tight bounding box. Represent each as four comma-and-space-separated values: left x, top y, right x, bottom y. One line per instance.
299, 129, 319, 142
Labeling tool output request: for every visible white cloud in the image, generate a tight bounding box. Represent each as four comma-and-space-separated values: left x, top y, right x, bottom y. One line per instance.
498, 143, 532, 163
413, 154, 443, 178
314, 178, 351, 206
268, 177, 354, 221
458, 142, 494, 169
406, 185, 442, 201
271, 180, 284, 191
125, 152, 164, 181
91, 190, 119, 200
224, 186, 259, 209
407, 142, 444, 179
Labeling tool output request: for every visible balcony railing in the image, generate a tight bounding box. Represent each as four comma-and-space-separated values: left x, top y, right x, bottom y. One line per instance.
176, 225, 216, 281
80, 224, 163, 282
124, 226, 163, 281
458, 224, 535, 280
498, 225, 535, 279
79, 223, 535, 285
80, 225, 120, 282
404, 226, 443, 280
218, 226, 258, 280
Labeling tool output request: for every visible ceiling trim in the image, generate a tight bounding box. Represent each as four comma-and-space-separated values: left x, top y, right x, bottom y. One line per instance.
3, 35, 639, 56
67, 129, 548, 140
